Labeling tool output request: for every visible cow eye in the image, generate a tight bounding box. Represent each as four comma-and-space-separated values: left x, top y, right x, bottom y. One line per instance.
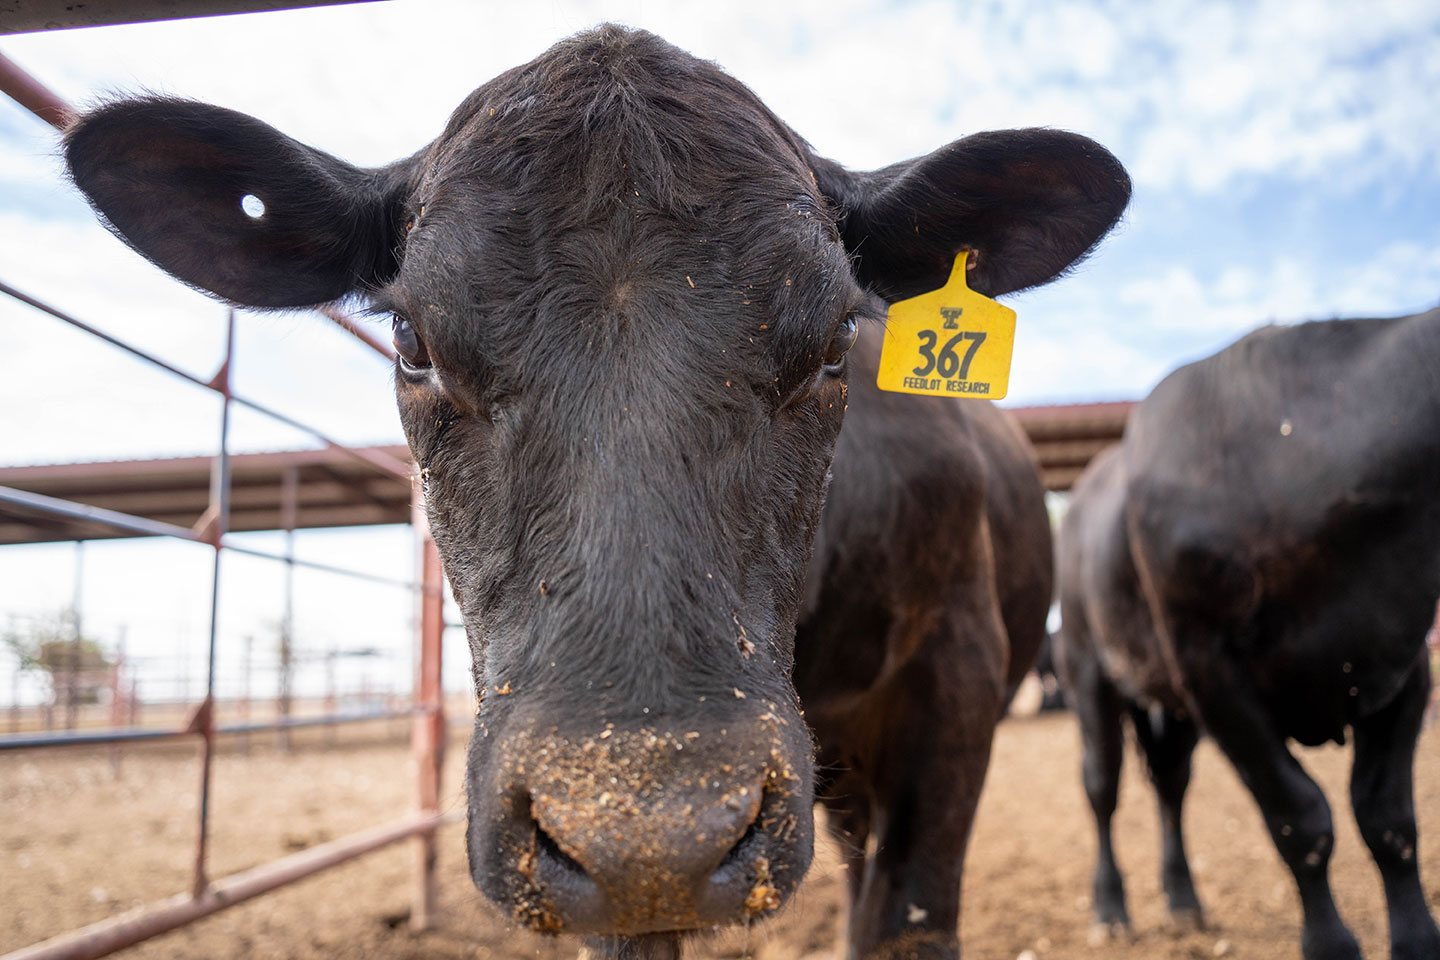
392, 316, 431, 370
822, 315, 859, 371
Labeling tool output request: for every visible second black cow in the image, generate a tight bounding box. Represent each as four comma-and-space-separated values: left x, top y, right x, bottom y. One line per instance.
1058, 309, 1440, 960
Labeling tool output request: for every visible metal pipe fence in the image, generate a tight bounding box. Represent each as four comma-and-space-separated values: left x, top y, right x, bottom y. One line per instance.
0, 44, 449, 960
0, 484, 418, 588
0, 704, 432, 751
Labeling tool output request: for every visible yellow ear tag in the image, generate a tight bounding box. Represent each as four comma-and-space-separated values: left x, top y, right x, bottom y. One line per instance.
876, 250, 1015, 400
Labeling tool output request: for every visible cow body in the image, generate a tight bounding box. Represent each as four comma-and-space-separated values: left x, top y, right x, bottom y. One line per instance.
65, 26, 1127, 958
1058, 310, 1440, 960
797, 324, 1052, 955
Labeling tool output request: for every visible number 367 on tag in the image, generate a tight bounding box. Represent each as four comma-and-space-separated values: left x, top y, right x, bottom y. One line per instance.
875, 251, 1016, 400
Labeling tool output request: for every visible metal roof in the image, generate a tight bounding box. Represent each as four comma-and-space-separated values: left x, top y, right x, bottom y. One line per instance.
0, 402, 1132, 546
0, 444, 413, 545
1011, 401, 1134, 492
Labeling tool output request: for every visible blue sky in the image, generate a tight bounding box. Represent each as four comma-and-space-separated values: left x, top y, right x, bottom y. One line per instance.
1, 0, 1438, 703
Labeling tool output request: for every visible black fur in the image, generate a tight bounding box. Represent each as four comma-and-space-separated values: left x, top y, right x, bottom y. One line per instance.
1057, 309, 1440, 960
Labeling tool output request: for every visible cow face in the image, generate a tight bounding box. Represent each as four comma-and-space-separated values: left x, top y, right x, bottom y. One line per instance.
65, 25, 1129, 944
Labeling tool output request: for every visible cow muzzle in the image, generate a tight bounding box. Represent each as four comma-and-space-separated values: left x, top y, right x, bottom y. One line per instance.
468, 711, 814, 936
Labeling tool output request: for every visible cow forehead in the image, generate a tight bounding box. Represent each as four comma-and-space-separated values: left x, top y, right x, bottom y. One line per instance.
414, 28, 822, 221
389, 181, 850, 404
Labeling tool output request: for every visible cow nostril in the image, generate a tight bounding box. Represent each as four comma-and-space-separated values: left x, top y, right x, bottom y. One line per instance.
720, 817, 761, 868
717, 794, 765, 872
533, 819, 588, 878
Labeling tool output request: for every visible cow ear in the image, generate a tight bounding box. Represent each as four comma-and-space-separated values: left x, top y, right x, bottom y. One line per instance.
66, 98, 420, 308
813, 129, 1130, 300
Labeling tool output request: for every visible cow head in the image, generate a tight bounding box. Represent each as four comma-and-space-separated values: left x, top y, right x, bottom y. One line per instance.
65, 25, 1128, 949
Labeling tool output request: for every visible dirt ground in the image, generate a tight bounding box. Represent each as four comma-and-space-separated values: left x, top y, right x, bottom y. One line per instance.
3, 712, 1437, 960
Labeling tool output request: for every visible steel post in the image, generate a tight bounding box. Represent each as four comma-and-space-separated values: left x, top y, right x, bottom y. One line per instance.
8, 639, 18, 734
239, 633, 252, 754
108, 628, 126, 775
410, 491, 445, 930
64, 541, 83, 730
192, 309, 235, 898
279, 464, 299, 750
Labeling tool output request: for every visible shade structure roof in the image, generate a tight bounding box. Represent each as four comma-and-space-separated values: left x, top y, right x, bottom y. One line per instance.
0, 445, 414, 545
0, 402, 1134, 546
1010, 400, 1134, 492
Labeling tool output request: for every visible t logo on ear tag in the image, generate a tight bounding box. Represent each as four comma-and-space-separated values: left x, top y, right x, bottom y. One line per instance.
876, 250, 1016, 400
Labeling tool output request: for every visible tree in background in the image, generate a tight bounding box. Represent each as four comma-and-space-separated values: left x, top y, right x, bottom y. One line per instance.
2, 610, 113, 727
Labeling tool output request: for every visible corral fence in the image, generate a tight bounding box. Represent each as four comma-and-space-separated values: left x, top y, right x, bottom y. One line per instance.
0, 14, 453, 958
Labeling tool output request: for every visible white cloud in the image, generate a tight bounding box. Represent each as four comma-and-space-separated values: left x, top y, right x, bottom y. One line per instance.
1117, 241, 1440, 336
999, 233, 1440, 404
1327, 241, 1440, 314
2, 0, 1433, 190
1122, 0, 1440, 192
1008, 328, 1171, 405
0, 142, 64, 195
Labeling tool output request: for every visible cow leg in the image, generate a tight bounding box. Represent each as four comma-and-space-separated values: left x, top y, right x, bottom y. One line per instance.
844, 637, 1002, 959
1060, 650, 1130, 931
847, 738, 990, 960
1349, 658, 1440, 960
1184, 650, 1360, 960
1127, 702, 1203, 927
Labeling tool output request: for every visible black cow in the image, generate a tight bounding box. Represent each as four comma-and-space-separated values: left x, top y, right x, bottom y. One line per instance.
1057, 310, 1440, 960
65, 27, 1128, 958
